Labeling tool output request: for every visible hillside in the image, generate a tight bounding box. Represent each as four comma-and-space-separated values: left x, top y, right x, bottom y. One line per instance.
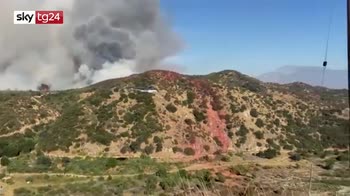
0, 70, 349, 195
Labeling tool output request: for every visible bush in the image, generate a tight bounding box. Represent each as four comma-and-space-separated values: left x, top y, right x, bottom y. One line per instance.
184, 147, 195, 156
155, 142, 163, 152
184, 119, 193, 126
178, 169, 188, 178
203, 145, 210, 152
105, 158, 118, 168
323, 158, 336, 170
215, 172, 226, 183
172, 147, 183, 153
120, 146, 129, 154
155, 167, 168, 178
193, 110, 206, 122
283, 144, 293, 150
187, 91, 195, 105
240, 105, 247, 112
144, 175, 158, 194
273, 118, 280, 126
254, 131, 264, 139
256, 148, 278, 159
289, 153, 301, 161
1, 156, 10, 166
213, 137, 223, 147
255, 118, 264, 128
144, 145, 154, 155
228, 131, 234, 139
165, 104, 177, 113
36, 155, 52, 170
152, 136, 161, 143
237, 125, 249, 137
250, 109, 259, 117
229, 165, 249, 176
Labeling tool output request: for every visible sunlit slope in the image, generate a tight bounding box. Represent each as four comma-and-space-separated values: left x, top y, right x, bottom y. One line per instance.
0, 70, 348, 160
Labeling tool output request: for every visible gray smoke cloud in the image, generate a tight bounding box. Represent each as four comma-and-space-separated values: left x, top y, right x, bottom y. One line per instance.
0, 0, 181, 90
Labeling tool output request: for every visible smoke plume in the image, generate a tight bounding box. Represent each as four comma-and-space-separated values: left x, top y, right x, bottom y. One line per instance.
0, 0, 181, 90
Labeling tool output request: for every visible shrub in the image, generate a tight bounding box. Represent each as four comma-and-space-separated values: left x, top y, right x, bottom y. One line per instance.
256, 148, 278, 159
289, 153, 301, 161
229, 165, 249, 176
240, 105, 247, 112
87, 128, 115, 146
120, 146, 129, 154
228, 131, 234, 139
193, 110, 206, 122
237, 125, 249, 137
283, 144, 293, 150
255, 118, 264, 128
172, 147, 183, 153
187, 91, 195, 105
193, 169, 214, 187
336, 153, 349, 161
178, 169, 188, 178
184, 147, 195, 156
105, 158, 118, 168
144, 145, 154, 155
215, 172, 226, 183
155, 142, 163, 152
273, 118, 280, 126
36, 155, 52, 169
155, 167, 168, 178
1, 156, 10, 166
165, 104, 177, 113
323, 159, 336, 170
213, 137, 223, 147
184, 119, 193, 126
129, 141, 141, 153
203, 145, 210, 152
254, 131, 264, 139
144, 175, 158, 194
153, 136, 162, 144
250, 109, 259, 117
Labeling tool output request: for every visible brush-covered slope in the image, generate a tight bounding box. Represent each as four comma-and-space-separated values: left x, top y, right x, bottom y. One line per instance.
0, 70, 348, 160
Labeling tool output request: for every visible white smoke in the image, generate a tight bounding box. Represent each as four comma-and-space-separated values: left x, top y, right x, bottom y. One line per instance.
0, 0, 181, 90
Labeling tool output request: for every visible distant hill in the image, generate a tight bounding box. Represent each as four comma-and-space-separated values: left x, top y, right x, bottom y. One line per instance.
258, 66, 348, 89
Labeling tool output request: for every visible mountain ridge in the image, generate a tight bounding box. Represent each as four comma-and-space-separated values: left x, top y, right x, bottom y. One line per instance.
258, 65, 348, 89
0, 69, 348, 161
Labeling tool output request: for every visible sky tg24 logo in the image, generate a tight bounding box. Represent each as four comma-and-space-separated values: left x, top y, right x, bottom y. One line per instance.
14, 11, 64, 24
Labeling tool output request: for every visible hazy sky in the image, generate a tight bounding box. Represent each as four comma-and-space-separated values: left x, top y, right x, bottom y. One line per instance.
161, 0, 347, 76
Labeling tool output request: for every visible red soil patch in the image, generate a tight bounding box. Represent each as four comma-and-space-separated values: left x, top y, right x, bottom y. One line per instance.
146, 70, 182, 81
206, 102, 230, 152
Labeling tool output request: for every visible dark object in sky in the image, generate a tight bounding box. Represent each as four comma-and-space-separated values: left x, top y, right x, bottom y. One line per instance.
38, 84, 50, 92
323, 61, 327, 67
